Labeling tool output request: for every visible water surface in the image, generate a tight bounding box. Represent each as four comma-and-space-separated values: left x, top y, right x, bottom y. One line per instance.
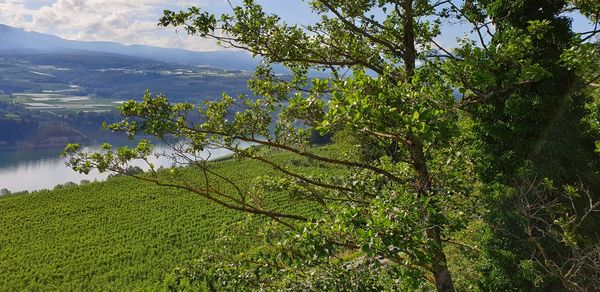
0, 145, 233, 193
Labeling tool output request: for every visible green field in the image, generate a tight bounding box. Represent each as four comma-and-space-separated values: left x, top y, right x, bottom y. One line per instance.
0, 149, 334, 290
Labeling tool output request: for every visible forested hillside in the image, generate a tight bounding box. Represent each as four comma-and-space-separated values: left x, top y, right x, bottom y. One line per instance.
0, 102, 122, 148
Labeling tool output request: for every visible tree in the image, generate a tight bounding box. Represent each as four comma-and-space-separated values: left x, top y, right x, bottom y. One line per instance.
444, 0, 600, 185
441, 0, 600, 289
63, 0, 600, 290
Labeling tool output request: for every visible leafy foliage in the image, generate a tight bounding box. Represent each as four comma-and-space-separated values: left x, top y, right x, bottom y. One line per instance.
56, 0, 600, 290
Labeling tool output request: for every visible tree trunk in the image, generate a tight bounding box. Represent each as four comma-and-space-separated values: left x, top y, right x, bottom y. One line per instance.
406, 133, 455, 291
400, 0, 454, 290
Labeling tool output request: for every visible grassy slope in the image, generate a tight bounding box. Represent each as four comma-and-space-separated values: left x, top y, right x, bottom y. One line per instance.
0, 149, 336, 290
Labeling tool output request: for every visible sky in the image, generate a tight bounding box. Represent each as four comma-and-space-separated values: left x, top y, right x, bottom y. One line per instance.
0, 0, 595, 52
0, 0, 317, 51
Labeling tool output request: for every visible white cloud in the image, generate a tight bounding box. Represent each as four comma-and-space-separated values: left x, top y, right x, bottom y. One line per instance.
0, 0, 228, 51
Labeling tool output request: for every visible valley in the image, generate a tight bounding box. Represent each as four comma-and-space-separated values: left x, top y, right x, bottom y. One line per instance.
0, 52, 252, 105
0, 50, 253, 154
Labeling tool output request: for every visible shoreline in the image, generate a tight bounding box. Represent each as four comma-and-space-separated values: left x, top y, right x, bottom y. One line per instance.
0, 145, 236, 194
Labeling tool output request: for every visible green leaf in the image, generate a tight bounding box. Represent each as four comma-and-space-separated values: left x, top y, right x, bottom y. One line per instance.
411, 111, 420, 122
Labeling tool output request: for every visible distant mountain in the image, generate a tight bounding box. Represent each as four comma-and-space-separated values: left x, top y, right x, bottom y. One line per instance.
0, 23, 260, 71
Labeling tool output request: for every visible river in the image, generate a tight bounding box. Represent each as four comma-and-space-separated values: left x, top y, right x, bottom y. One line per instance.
0, 144, 234, 193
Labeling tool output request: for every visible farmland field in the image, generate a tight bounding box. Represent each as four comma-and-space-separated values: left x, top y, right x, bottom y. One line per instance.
0, 147, 335, 290
0, 53, 252, 106
0, 93, 121, 112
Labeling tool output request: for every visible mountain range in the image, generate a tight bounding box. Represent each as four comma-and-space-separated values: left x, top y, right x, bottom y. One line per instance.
0, 23, 260, 71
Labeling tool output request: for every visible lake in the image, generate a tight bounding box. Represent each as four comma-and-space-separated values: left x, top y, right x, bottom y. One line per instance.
0, 144, 234, 193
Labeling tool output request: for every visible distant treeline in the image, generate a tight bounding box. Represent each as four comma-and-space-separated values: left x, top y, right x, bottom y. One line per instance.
0, 102, 122, 148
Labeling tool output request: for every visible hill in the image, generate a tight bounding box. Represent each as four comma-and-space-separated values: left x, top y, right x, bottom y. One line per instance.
0, 23, 259, 70
0, 147, 332, 290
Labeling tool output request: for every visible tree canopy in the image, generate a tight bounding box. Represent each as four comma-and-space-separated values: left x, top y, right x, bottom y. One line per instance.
64, 0, 600, 290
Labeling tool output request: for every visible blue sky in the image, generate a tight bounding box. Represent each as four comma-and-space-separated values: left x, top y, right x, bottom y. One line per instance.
0, 0, 595, 51
0, 0, 321, 50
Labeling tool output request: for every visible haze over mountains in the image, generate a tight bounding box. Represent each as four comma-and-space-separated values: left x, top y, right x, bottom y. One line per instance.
0, 23, 259, 71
